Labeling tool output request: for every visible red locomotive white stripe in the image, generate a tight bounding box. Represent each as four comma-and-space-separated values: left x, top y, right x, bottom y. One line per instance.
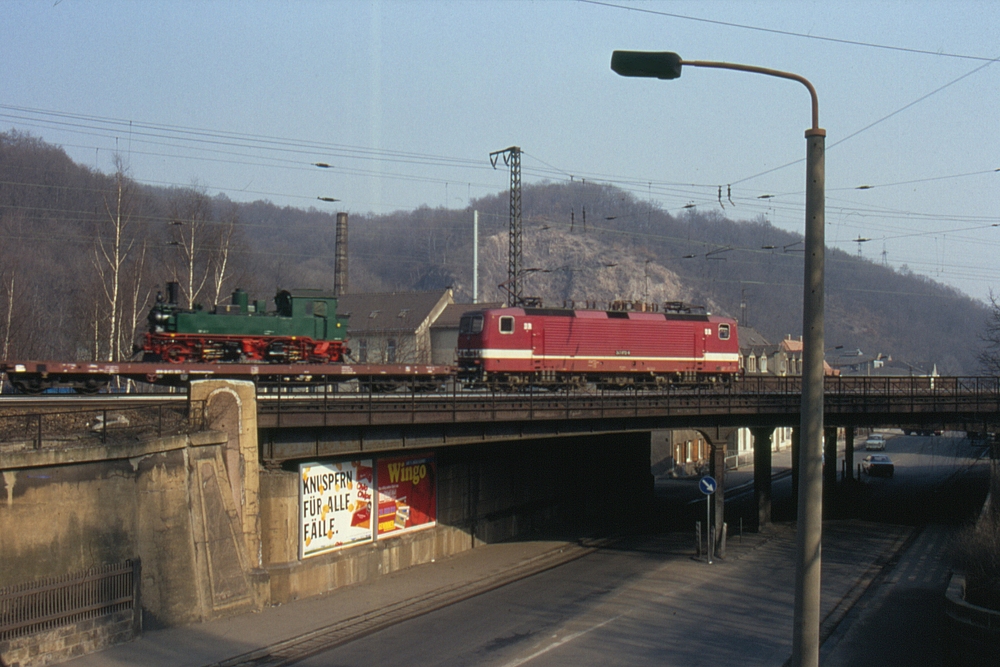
471, 349, 739, 364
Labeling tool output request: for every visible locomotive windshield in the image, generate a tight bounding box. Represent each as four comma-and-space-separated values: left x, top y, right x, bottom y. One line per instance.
459, 314, 484, 334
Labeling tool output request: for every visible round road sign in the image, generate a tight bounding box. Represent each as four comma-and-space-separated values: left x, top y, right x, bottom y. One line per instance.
699, 476, 717, 495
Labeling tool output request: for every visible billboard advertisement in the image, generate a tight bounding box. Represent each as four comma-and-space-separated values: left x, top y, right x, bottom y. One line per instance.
376, 453, 436, 537
299, 459, 374, 558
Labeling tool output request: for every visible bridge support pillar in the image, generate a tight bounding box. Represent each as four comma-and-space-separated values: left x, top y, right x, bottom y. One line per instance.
751, 427, 773, 531
791, 427, 800, 518
189, 380, 261, 570
704, 427, 737, 553
844, 426, 856, 481
823, 427, 838, 512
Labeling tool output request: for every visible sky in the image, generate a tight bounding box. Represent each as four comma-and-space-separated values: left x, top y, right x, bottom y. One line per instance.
2, 0, 999, 303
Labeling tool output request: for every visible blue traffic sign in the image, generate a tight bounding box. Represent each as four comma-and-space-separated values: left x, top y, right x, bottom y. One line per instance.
699, 476, 717, 495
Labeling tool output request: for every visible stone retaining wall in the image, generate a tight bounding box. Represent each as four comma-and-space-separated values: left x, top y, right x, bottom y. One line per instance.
945, 574, 1000, 666
0, 610, 134, 667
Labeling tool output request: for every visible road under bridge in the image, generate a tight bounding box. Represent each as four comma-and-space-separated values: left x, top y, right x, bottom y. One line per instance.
1, 375, 998, 665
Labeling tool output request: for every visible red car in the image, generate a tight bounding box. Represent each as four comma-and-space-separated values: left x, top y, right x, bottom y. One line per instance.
456, 306, 739, 387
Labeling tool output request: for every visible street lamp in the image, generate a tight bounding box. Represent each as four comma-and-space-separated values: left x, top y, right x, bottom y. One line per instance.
612, 50, 826, 667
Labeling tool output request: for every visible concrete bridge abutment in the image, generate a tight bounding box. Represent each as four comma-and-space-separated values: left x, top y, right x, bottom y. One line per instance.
699, 427, 737, 550
751, 427, 773, 531
258, 429, 654, 604
844, 425, 856, 481
2, 377, 657, 644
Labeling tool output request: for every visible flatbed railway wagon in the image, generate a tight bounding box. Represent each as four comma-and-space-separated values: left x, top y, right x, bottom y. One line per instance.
0, 360, 453, 394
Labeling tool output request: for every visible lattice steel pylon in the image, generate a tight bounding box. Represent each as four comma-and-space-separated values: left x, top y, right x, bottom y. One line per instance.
490, 146, 522, 307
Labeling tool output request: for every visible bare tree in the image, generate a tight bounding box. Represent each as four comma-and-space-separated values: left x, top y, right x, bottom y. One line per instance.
93, 156, 141, 360
122, 238, 153, 358
364, 333, 418, 364
978, 290, 1000, 375
1, 272, 14, 358
209, 202, 245, 306
168, 189, 213, 310
0, 211, 31, 359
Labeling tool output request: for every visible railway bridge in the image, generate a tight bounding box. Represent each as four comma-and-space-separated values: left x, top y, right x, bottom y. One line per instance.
256, 373, 1000, 549
1, 375, 998, 664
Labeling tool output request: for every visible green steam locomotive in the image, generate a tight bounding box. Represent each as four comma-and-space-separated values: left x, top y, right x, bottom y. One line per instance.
143, 282, 349, 364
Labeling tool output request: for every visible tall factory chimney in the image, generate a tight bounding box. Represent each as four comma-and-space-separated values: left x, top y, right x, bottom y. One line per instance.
334, 212, 348, 296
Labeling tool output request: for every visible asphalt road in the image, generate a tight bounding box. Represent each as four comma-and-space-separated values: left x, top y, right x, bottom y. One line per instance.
290, 434, 989, 667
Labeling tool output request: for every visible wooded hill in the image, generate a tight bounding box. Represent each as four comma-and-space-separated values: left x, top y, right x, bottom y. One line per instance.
0, 130, 989, 374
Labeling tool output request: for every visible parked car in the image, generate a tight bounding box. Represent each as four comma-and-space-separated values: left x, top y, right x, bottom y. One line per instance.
862, 454, 894, 478
902, 428, 941, 436
864, 433, 886, 450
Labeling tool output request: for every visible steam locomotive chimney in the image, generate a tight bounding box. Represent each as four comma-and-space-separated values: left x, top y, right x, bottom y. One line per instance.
334, 212, 348, 296
166, 281, 180, 305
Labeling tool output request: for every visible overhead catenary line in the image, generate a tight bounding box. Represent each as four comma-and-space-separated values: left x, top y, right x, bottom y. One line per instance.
580, 0, 998, 62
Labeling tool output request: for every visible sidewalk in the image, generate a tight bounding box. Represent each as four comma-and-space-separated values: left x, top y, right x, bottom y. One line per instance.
63, 448, 870, 667
62, 526, 789, 667
63, 538, 602, 667
63, 520, 914, 667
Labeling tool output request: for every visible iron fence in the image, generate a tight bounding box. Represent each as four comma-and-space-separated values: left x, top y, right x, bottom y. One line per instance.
0, 560, 140, 642
0, 401, 205, 450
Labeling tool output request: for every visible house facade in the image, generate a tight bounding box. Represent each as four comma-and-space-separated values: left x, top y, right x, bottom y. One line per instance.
337, 290, 453, 364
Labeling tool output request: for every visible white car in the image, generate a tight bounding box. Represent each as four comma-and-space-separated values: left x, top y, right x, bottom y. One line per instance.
864, 434, 886, 451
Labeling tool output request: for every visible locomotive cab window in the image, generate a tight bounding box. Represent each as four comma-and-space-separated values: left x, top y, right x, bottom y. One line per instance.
313, 301, 328, 317
459, 315, 483, 334
499, 316, 515, 334
718, 324, 730, 340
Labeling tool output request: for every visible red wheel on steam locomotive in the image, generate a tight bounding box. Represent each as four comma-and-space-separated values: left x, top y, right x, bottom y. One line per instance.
163, 343, 193, 364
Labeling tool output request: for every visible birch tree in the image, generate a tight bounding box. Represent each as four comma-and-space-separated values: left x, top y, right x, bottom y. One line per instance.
0, 269, 20, 360
0, 211, 30, 359
168, 189, 213, 310
93, 156, 138, 360
122, 238, 153, 358
209, 202, 244, 306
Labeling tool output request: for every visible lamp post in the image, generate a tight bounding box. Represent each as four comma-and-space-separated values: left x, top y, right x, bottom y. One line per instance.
612, 51, 826, 667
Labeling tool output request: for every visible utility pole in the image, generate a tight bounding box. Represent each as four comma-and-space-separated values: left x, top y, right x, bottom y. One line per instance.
740, 283, 747, 327
473, 210, 479, 304
334, 212, 348, 296
490, 146, 522, 307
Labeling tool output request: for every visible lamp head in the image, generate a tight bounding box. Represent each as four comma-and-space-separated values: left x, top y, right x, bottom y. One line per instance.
611, 51, 682, 80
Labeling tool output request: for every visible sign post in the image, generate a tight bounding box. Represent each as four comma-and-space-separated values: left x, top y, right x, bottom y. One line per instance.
699, 475, 717, 564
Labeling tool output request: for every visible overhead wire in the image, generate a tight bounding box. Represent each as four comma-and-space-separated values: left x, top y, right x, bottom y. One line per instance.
578, 0, 998, 62
2, 10, 998, 299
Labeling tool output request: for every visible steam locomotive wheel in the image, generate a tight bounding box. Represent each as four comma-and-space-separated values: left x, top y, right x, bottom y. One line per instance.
163, 344, 190, 363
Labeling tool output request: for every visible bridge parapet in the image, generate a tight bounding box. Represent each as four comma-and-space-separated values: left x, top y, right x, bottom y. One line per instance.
256, 377, 1000, 463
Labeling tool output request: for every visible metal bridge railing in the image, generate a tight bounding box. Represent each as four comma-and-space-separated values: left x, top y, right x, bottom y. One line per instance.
255, 376, 1000, 428
0, 401, 206, 450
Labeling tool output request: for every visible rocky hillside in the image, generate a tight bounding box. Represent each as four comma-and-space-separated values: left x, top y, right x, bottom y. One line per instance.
0, 131, 990, 374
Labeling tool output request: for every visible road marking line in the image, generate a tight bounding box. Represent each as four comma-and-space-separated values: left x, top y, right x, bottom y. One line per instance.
497, 615, 621, 667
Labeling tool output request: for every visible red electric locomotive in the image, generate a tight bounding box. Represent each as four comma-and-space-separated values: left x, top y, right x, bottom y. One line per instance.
456, 304, 740, 388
